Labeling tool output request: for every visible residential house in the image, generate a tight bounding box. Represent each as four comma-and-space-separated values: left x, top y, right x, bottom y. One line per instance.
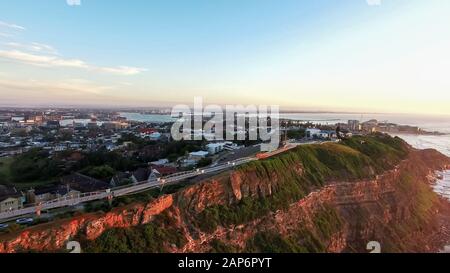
150, 159, 170, 166
189, 151, 209, 162
0, 185, 23, 213
131, 168, 152, 183
110, 172, 133, 187
27, 185, 81, 204
60, 173, 110, 193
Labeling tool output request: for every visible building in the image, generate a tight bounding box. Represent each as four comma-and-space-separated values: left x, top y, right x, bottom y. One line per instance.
348, 120, 361, 131
149, 132, 162, 141
45, 120, 60, 129
27, 185, 80, 204
189, 151, 209, 162
206, 143, 226, 155
102, 122, 130, 131
223, 142, 242, 151
362, 119, 378, 133
110, 172, 133, 187
150, 159, 170, 166
151, 165, 177, 176
0, 196, 23, 213
319, 130, 337, 139
131, 168, 152, 183
305, 128, 321, 139
60, 173, 110, 193
0, 185, 23, 213
148, 166, 177, 180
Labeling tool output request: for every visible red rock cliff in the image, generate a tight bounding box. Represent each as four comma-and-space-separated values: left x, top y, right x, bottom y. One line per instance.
1, 140, 450, 253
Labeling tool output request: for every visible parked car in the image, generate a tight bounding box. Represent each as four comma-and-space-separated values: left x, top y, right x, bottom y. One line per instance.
15, 218, 33, 225
0, 223, 9, 230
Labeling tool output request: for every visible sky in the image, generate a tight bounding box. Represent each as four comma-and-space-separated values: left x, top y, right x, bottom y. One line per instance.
1, 0, 450, 115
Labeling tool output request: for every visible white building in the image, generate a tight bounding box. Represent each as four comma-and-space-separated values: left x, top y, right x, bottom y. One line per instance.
223, 141, 242, 151
189, 151, 209, 161
150, 159, 170, 166
306, 128, 321, 139
149, 132, 162, 141
206, 143, 226, 155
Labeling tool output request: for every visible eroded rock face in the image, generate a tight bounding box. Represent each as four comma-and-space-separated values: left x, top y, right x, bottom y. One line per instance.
0, 195, 173, 253
1, 145, 449, 253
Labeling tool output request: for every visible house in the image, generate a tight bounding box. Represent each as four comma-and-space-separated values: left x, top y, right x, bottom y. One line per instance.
151, 165, 177, 177
0, 185, 23, 213
139, 128, 157, 135
318, 130, 337, 139
180, 159, 198, 168
150, 159, 169, 166
0, 196, 23, 213
189, 151, 209, 162
27, 185, 81, 204
110, 172, 133, 187
305, 128, 322, 139
60, 173, 110, 193
131, 168, 152, 183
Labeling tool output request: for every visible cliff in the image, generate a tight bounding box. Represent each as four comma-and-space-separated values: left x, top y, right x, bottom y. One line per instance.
1, 134, 450, 253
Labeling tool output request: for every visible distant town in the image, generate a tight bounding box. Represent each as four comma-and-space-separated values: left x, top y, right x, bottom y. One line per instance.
0, 107, 444, 225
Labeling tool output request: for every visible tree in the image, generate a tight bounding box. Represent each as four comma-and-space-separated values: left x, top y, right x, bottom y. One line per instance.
84, 165, 116, 180
197, 158, 212, 168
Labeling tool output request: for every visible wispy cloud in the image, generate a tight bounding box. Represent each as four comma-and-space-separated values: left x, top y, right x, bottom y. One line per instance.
0, 77, 114, 95
0, 20, 25, 31
0, 20, 146, 76
66, 0, 81, 6
99, 66, 147, 76
0, 49, 147, 75
0, 32, 12, 38
3, 42, 59, 55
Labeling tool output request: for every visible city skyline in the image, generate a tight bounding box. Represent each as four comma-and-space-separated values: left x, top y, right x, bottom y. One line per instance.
1, 0, 450, 115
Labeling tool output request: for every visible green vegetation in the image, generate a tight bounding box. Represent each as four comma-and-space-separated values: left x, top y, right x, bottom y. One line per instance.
245, 205, 343, 253
8, 149, 62, 186
245, 232, 307, 253
197, 134, 409, 233
341, 133, 409, 172
82, 165, 116, 180
0, 147, 143, 188
287, 129, 306, 140
197, 157, 213, 168
209, 239, 238, 253
379, 171, 440, 252
163, 140, 204, 161
83, 212, 186, 253
74, 148, 141, 172
0, 157, 13, 185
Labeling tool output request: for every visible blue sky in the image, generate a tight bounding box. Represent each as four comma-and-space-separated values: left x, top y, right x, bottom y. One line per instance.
1, 0, 450, 114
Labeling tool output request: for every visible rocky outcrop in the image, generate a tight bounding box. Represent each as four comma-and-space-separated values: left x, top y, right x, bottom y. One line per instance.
0, 195, 173, 253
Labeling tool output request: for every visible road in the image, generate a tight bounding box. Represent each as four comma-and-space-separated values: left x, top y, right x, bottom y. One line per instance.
0, 157, 257, 222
